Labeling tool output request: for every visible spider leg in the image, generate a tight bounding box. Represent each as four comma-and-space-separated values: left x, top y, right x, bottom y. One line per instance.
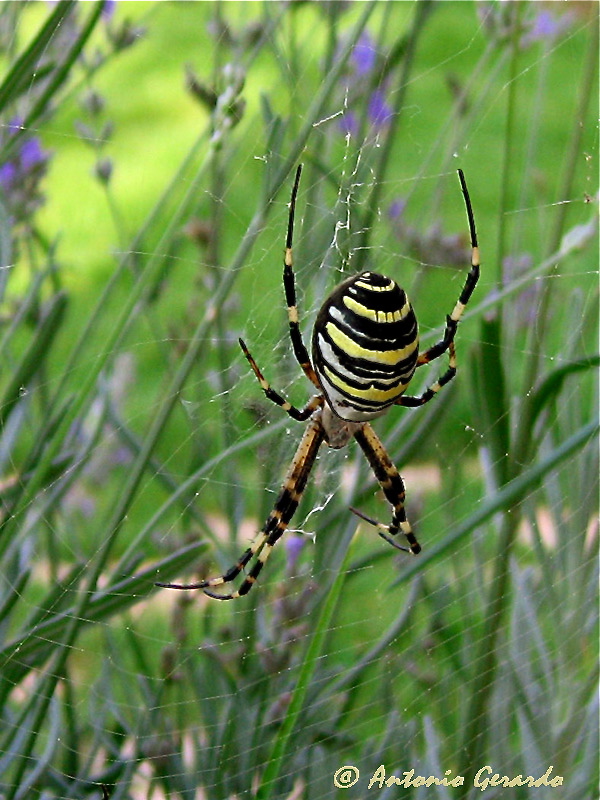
239, 337, 323, 421
283, 164, 321, 389
397, 341, 456, 407
158, 418, 325, 600
352, 423, 421, 555
416, 169, 480, 368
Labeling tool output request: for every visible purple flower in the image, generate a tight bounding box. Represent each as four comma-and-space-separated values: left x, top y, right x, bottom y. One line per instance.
102, 0, 117, 19
388, 197, 407, 221
0, 162, 17, 187
337, 30, 394, 136
478, 2, 574, 48
19, 138, 47, 170
7, 117, 24, 134
352, 31, 377, 76
368, 88, 393, 128
523, 9, 574, 46
0, 119, 50, 221
338, 109, 359, 137
0, 134, 49, 190
285, 535, 307, 574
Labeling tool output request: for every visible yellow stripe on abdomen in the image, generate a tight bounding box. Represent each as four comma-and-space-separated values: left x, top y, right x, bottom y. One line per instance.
322, 365, 408, 402
325, 321, 418, 365
343, 295, 412, 324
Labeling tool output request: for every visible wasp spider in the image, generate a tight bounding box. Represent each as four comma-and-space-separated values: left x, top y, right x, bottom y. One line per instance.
158, 165, 479, 600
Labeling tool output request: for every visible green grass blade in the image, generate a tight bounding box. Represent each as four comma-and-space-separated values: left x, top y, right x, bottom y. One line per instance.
471, 313, 511, 487
256, 532, 356, 800
318, 577, 422, 701
514, 355, 600, 465
0, 290, 67, 428
391, 416, 599, 585
0, 195, 12, 302
19, 1, 106, 139
0, 542, 206, 686
0, 0, 76, 115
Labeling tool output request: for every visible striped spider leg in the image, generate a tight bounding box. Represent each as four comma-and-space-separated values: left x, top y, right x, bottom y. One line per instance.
398, 169, 480, 408
158, 419, 325, 600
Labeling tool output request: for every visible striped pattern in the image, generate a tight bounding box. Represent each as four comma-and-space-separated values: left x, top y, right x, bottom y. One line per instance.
158, 419, 325, 600
354, 424, 421, 554
202, 419, 325, 599
312, 272, 419, 421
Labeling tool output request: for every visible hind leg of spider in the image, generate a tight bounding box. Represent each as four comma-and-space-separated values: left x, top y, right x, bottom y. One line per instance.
157, 419, 325, 600
206, 418, 325, 599
155, 539, 261, 593
239, 337, 323, 421
203, 520, 286, 600
352, 424, 421, 555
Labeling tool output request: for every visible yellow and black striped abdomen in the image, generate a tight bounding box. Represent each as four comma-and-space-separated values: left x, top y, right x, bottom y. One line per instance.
312, 271, 419, 422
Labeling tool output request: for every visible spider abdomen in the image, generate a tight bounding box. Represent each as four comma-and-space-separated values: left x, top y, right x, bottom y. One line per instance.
312, 271, 419, 422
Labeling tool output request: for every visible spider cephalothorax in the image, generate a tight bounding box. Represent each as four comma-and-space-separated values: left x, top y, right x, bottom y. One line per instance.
158, 165, 479, 599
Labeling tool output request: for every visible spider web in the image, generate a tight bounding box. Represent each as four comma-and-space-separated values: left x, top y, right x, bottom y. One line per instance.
0, 3, 598, 799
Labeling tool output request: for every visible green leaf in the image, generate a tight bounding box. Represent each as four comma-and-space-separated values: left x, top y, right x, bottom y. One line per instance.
0, 291, 68, 428
0, 1, 77, 116
392, 417, 599, 584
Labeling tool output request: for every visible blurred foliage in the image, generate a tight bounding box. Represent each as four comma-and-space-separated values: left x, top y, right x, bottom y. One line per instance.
0, 2, 597, 799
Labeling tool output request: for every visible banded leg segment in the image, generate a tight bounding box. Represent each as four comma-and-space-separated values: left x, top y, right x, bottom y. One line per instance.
398, 342, 457, 408
159, 419, 325, 600
416, 168, 480, 369
352, 423, 421, 555
206, 418, 325, 599
283, 164, 320, 388
239, 337, 323, 421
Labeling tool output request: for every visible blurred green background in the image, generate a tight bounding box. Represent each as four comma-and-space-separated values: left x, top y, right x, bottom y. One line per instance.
0, 2, 597, 798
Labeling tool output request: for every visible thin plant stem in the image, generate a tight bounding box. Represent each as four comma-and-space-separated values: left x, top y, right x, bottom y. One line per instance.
355, 0, 434, 270
520, 17, 599, 395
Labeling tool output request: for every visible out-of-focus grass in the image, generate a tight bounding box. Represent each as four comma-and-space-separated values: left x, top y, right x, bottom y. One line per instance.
0, 2, 597, 798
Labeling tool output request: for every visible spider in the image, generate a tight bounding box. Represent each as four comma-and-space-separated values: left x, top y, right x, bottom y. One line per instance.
158, 165, 479, 600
